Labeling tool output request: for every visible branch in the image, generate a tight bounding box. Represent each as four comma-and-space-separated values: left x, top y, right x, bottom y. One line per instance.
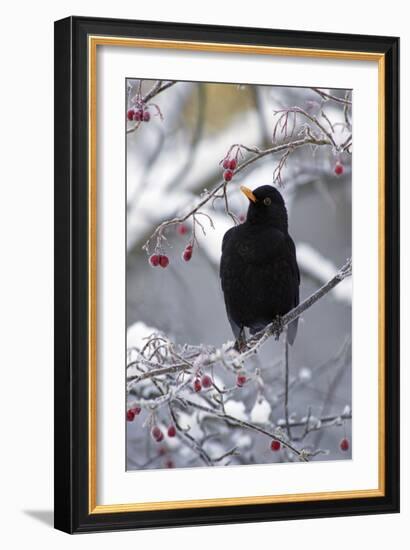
311, 87, 352, 106
273, 107, 337, 148
127, 259, 352, 386
144, 80, 177, 104
142, 135, 331, 254
127, 80, 177, 134
298, 412, 352, 429
183, 398, 308, 462
240, 258, 352, 358
127, 363, 189, 383
127, 86, 353, 469
127, 261, 352, 465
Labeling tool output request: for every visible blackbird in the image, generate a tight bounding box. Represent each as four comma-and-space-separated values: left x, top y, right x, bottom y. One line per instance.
220, 185, 300, 348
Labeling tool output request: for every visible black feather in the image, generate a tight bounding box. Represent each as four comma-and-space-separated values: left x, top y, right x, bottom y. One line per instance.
220, 185, 300, 345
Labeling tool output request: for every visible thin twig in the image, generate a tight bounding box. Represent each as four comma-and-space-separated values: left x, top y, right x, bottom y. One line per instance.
127, 363, 190, 383
311, 87, 352, 105
127, 80, 177, 134
143, 136, 331, 253
144, 80, 177, 104
184, 398, 308, 462
128, 260, 352, 385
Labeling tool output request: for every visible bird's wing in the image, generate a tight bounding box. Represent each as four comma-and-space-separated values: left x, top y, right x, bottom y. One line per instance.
221, 226, 236, 252
220, 226, 243, 337
258, 229, 300, 343
219, 226, 236, 280
285, 235, 300, 303
263, 229, 300, 309
284, 235, 300, 344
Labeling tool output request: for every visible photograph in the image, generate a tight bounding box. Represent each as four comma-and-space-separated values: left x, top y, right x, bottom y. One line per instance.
52, 15, 399, 533
125, 78, 353, 471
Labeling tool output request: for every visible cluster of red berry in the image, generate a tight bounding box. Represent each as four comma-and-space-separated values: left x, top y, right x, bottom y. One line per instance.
151, 424, 177, 443
149, 254, 169, 268
127, 107, 151, 122
126, 406, 141, 422
193, 374, 212, 392
149, 247, 193, 267
148, 225, 195, 268
222, 157, 237, 182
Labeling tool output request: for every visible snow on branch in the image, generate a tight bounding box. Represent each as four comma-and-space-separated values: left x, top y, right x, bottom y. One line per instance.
139, 86, 352, 259
142, 135, 332, 257
242, 259, 352, 357
126, 259, 352, 464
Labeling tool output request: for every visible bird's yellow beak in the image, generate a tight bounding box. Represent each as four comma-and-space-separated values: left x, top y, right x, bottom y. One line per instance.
240, 185, 257, 203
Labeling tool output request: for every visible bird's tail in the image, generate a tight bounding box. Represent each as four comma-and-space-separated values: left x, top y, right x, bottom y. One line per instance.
287, 318, 298, 346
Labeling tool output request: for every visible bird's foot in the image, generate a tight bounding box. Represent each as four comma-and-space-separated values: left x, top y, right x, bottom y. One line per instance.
234, 339, 248, 353
234, 334, 248, 353
271, 315, 285, 340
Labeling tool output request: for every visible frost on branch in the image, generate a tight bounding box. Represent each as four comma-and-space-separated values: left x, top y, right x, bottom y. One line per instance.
126, 80, 352, 469
127, 260, 352, 467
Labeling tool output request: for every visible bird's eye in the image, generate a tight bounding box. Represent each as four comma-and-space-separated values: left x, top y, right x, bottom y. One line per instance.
263, 197, 272, 206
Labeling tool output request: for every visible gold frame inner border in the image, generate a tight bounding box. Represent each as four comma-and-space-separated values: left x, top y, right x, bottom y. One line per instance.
88, 35, 386, 514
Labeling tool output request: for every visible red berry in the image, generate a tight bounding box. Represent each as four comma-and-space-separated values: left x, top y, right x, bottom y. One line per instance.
126, 409, 135, 422
194, 378, 202, 392
131, 406, 141, 416
201, 374, 213, 389
271, 440, 281, 452
334, 162, 344, 176
182, 248, 192, 262
151, 426, 164, 442
340, 438, 350, 451
127, 109, 135, 121
149, 254, 160, 267
237, 374, 247, 387
134, 109, 143, 122
159, 255, 169, 268
143, 111, 151, 122
167, 425, 176, 437
224, 170, 233, 182
151, 426, 161, 438
223, 159, 230, 169
229, 158, 237, 170
165, 459, 175, 468
177, 223, 188, 235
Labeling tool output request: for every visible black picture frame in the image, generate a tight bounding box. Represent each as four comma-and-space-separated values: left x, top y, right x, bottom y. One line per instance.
54, 15, 400, 534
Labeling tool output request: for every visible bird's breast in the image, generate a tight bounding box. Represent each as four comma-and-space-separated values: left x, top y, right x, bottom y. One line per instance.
220, 226, 297, 326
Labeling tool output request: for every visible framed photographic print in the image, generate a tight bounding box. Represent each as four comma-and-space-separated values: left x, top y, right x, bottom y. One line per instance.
54, 16, 400, 533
